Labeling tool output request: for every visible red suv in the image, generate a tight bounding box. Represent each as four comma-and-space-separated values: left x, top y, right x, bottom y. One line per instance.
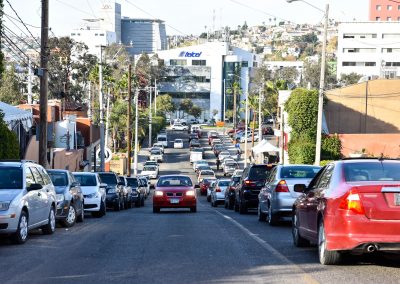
292, 159, 400, 265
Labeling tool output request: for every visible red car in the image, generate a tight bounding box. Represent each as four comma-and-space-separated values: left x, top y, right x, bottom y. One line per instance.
199, 178, 217, 196
153, 175, 197, 213
292, 158, 400, 265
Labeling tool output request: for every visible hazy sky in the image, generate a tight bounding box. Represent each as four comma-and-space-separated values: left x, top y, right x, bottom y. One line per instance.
4, 0, 368, 37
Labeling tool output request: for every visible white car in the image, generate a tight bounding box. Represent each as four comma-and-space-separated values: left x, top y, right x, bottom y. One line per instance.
240, 132, 259, 143
193, 160, 209, 171
72, 172, 107, 218
152, 143, 165, 153
150, 149, 163, 162
172, 123, 188, 131
144, 160, 159, 170
141, 165, 159, 179
174, 139, 184, 149
218, 151, 231, 161
198, 170, 216, 183
210, 179, 230, 207
156, 134, 168, 148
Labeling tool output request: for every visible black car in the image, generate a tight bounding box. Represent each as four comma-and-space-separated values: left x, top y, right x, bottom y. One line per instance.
47, 170, 85, 227
225, 175, 241, 210
125, 176, 145, 207
189, 133, 198, 142
234, 164, 275, 214
98, 172, 125, 211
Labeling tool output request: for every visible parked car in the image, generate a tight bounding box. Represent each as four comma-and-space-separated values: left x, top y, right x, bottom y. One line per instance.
223, 160, 239, 176
118, 176, 134, 209
225, 176, 241, 210
258, 165, 321, 225
48, 170, 85, 227
149, 148, 163, 162
235, 164, 276, 214
198, 170, 216, 183
0, 160, 57, 244
211, 179, 230, 207
199, 177, 217, 196
206, 180, 218, 202
292, 159, 400, 265
174, 138, 184, 149
240, 132, 259, 143
72, 172, 107, 217
172, 123, 188, 131
141, 165, 159, 179
98, 172, 125, 211
153, 175, 197, 213
123, 176, 145, 207
138, 176, 151, 197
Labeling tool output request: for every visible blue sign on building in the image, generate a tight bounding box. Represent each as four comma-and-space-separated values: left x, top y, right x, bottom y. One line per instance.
178, 51, 202, 58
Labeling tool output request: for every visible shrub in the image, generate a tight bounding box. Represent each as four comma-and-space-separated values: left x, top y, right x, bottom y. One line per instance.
0, 111, 19, 159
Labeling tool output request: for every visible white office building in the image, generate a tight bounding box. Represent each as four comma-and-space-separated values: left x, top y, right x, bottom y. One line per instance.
337, 21, 400, 79
156, 41, 260, 122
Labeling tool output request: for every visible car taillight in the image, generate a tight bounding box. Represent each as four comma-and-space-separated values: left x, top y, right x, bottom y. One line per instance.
339, 192, 365, 215
275, 180, 289, 192
229, 186, 235, 192
244, 180, 256, 186
216, 188, 221, 192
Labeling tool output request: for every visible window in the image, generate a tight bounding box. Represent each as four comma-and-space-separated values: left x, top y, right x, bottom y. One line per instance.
342, 62, 356, 66
344, 162, 400, 181
0, 167, 22, 189
387, 17, 392, 21
30, 167, 44, 185
382, 48, 400, 53
398, 5, 400, 10
388, 5, 392, 11
365, 62, 376, 66
376, 5, 381, 11
71, 33, 76, 36
95, 33, 98, 36
192, 60, 206, 66
382, 33, 400, 38
38, 167, 52, 185
241, 61, 248, 67
376, 17, 381, 21
100, 33, 104, 36
48, 171, 68, 186
343, 48, 376, 53
316, 165, 334, 188
170, 59, 187, 66
343, 33, 377, 39
25, 168, 35, 188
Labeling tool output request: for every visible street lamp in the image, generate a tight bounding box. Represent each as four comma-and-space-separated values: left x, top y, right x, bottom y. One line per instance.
286, 0, 329, 165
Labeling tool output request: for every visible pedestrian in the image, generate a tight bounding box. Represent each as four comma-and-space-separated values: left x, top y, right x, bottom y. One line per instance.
236, 149, 241, 161
216, 158, 220, 171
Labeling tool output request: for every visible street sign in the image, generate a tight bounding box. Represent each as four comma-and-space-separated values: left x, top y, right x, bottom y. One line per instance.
96, 147, 112, 163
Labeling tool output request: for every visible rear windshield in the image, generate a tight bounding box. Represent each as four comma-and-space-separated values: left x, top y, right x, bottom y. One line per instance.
175, 139, 183, 143
151, 149, 161, 155
201, 171, 214, 176
98, 173, 117, 185
126, 178, 138, 187
157, 176, 193, 187
48, 172, 68, 186
248, 165, 275, 180
143, 166, 157, 171
157, 137, 167, 142
344, 162, 400, 182
232, 176, 241, 182
74, 174, 97, 186
281, 166, 321, 179
218, 181, 230, 187
0, 167, 23, 189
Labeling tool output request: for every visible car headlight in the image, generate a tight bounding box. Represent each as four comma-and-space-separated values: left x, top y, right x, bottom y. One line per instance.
155, 191, 163, 196
86, 192, 99, 198
107, 187, 116, 194
186, 190, 195, 196
56, 194, 65, 202
0, 201, 10, 211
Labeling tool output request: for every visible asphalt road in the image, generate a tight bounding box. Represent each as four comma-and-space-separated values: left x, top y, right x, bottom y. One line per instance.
1, 129, 399, 284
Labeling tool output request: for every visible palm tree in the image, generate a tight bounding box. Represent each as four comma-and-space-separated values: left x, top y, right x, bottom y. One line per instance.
241, 94, 259, 148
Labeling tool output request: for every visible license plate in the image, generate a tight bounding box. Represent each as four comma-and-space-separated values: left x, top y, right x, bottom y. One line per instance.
395, 193, 400, 206
170, 198, 180, 204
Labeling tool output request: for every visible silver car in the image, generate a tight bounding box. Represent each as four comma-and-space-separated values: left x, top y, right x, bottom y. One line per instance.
0, 161, 57, 244
258, 165, 321, 225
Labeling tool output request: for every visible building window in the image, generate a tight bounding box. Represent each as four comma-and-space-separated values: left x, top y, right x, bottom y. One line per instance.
365, 62, 376, 66
192, 60, 206, 66
398, 16, 400, 21
388, 5, 392, 11
382, 33, 400, 38
95, 33, 98, 36
343, 48, 376, 53
100, 33, 105, 36
343, 33, 377, 39
376, 17, 381, 21
387, 17, 392, 21
385, 62, 400, 66
376, 5, 381, 11
71, 33, 76, 36
241, 61, 248, 67
170, 59, 187, 66
342, 62, 356, 66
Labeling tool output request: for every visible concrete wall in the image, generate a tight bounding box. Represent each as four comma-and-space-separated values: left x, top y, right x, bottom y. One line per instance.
325, 79, 400, 133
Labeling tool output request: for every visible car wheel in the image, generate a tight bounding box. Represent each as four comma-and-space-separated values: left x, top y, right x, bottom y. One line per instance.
318, 221, 341, 265
292, 211, 309, 247
42, 207, 56, 235
258, 204, 267, 222
207, 195, 211, 202
62, 204, 76, 228
228, 199, 234, 210
135, 197, 141, 208
153, 206, 160, 213
190, 207, 197, 213
239, 200, 247, 214
267, 203, 279, 226
114, 200, 121, 211
77, 203, 84, 223
11, 211, 29, 244
223, 173, 226, 176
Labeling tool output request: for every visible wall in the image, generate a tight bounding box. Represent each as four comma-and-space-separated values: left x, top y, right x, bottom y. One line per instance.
369, 0, 400, 21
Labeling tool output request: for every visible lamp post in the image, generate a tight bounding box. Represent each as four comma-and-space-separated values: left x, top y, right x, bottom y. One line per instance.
133, 89, 139, 175
98, 45, 106, 172
286, 0, 329, 166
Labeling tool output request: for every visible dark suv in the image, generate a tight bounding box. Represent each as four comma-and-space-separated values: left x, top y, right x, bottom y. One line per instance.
235, 164, 275, 214
98, 172, 125, 211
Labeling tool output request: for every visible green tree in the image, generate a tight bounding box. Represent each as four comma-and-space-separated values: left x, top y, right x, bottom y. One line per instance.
273, 67, 299, 85
0, 0, 4, 77
179, 98, 193, 118
339, 72, 363, 86
0, 111, 19, 159
108, 99, 128, 152
302, 59, 337, 89
156, 94, 176, 116
189, 105, 202, 119
0, 65, 24, 104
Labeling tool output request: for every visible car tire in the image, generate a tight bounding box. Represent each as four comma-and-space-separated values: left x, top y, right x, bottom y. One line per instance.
267, 203, 279, 226
207, 195, 211, 202
11, 211, 29, 244
239, 200, 247, 214
292, 211, 309, 247
114, 200, 121, 211
42, 207, 56, 235
258, 204, 267, 222
135, 198, 141, 208
62, 203, 76, 228
228, 199, 234, 210
190, 207, 197, 213
77, 203, 84, 223
153, 207, 160, 213
318, 221, 341, 265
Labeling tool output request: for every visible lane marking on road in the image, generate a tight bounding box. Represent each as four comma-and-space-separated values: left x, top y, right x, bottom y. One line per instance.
212, 209, 320, 284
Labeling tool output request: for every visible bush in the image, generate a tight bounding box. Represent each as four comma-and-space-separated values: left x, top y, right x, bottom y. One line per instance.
0, 111, 19, 159
320, 160, 334, 166
287, 134, 315, 165
321, 134, 342, 161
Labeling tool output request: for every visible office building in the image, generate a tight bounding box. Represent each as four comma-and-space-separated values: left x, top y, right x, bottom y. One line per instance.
369, 0, 400, 21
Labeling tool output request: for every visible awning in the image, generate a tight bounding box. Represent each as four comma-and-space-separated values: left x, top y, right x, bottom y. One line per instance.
0, 101, 33, 131
252, 139, 280, 154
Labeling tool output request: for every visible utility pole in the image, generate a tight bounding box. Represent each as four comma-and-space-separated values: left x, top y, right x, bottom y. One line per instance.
27, 59, 33, 104
149, 86, 153, 148
87, 81, 92, 120
39, 0, 49, 168
127, 64, 132, 176
281, 113, 285, 165
154, 78, 157, 113
258, 85, 264, 163
105, 85, 111, 147
133, 89, 139, 175
223, 79, 226, 123
233, 83, 237, 137
99, 46, 105, 172
244, 92, 249, 168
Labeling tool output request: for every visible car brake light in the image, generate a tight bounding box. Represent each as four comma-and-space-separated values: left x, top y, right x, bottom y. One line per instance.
275, 180, 289, 192
229, 186, 235, 192
244, 180, 256, 186
216, 188, 221, 192
339, 192, 365, 214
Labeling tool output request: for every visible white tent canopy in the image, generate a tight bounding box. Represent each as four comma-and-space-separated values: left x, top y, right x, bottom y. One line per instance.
252, 139, 280, 154
0, 101, 33, 131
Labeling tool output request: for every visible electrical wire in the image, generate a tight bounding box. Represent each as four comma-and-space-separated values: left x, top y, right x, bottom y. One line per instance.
2, 12, 40, 28
1, 33, 31, 66
3, 25, 40, 54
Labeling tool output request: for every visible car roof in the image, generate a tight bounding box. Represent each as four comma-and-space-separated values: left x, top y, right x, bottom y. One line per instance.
47, 169, 70, 173
72, 172, 97, 176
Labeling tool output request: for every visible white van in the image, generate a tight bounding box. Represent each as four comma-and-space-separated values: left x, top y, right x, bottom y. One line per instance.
156, 134, 168, 148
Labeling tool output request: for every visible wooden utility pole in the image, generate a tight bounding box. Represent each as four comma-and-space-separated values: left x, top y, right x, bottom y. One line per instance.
127, 64, 132, 176
39, 0, 49, 167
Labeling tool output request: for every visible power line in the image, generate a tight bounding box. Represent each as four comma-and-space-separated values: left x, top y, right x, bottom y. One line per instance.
5, 0, 40, 46
1, 33, 31, 66
54, 0, 96, 17
3, 25, 40, 54
2, 12, 40, 28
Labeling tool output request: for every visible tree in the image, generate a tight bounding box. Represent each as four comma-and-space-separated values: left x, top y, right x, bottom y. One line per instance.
339, 72, 363, 86
302, 59, 337, 89
189, 105, 202, 119
0, 111, 19, 159
273, 67, 299, 85
179, 98, 193, 118
108, 99, 128, 152
156, 94, 176, 116
0, 64, 24, 104
0, 0, 4, 77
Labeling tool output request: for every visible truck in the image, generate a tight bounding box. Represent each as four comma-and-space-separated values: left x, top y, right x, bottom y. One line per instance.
190, 151, 203, 164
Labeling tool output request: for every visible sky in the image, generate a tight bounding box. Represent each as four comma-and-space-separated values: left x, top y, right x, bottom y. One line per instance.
3, 0, 369, 38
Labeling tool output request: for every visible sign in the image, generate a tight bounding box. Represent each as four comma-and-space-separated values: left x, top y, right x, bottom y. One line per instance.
178, 51, 202, 58
96, 147, 112, 163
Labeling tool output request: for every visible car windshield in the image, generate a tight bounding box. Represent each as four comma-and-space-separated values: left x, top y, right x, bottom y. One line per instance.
151, 149, 161, 155
0, 167, 23, 189
157, 176, 193, 187
192, 148, 203, 152
143, 166, 157, 171
198, 166, 210, 170
126, 178, 138, 187
280, 166, 321, 179
73, 174, 97, 186
145, 162, 157, 166
249, 165, 275, 180
218, 181, 230, 187
201, 171, 214, 176
48, 171, 68, 186
157, 137, 167, 142
232, 176, 241, 182
98, 173, 117, 185
203, 178, 216, 184
226, 162, 237, 166
344, 162, 400, 182
175, 139, 183, 143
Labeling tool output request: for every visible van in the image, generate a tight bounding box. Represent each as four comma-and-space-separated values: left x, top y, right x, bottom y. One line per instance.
156, 134, 168, 148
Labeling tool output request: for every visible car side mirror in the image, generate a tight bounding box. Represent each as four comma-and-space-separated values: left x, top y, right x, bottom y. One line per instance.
100, 183, 107, 188
294, 184, 307, 193
27, 183, 43, 191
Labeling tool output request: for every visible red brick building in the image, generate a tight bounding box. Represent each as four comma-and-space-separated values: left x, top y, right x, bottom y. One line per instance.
369, 0, 400, 21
